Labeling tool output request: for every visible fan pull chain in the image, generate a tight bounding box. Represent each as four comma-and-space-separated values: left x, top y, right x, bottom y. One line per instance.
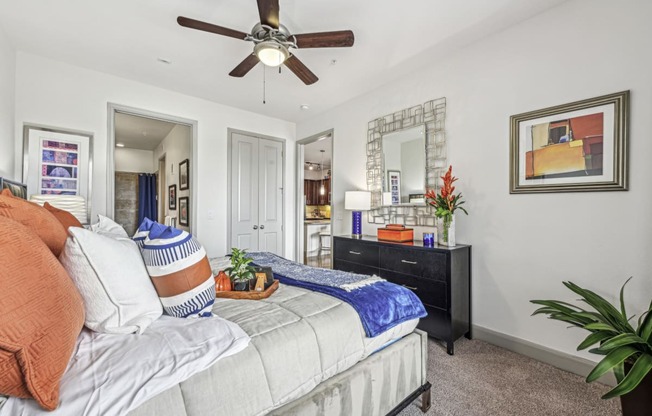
262, 65, 266, 104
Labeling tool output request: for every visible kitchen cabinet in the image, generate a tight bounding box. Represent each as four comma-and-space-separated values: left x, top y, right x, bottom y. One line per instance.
304, 179, 331, 205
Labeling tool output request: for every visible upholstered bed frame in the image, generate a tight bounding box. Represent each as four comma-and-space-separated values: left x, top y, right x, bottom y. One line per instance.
0, 177, 27, 199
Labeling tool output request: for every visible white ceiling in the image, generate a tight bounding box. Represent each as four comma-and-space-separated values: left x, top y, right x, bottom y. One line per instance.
304, 135, 331, 167
0, 0, 569, 123
115, 112, 177, 150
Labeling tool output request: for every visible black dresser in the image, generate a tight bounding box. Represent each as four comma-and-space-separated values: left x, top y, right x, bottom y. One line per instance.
333, 235, 471, 355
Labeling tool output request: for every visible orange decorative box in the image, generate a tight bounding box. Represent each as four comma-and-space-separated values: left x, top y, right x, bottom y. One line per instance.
377, 224, 414, 242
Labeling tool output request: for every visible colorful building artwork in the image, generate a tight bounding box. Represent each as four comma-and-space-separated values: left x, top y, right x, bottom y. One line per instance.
525, 112, 604, 179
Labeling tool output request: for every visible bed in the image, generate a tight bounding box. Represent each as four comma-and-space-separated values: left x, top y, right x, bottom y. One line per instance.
0, 181, 431, 415
130, 283, 431, 416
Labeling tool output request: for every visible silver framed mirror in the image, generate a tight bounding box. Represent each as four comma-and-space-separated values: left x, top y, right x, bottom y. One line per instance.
366, 98, 447, 225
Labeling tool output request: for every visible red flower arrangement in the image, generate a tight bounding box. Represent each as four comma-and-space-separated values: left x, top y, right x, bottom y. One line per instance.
425, 165, 468, 219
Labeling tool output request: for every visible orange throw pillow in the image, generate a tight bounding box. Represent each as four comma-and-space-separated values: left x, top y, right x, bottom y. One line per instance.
0, 216, 85, 410
0, 189, 68, 256
44, 202, 83, 230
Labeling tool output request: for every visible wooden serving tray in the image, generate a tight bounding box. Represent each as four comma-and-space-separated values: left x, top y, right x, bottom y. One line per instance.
215, 279, 279, 300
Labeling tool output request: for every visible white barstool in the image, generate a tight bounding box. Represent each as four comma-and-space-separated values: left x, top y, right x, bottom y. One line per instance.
318, 232, 332, 267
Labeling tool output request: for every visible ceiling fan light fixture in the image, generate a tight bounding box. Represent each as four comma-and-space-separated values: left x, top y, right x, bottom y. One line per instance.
254, 41, 289, 67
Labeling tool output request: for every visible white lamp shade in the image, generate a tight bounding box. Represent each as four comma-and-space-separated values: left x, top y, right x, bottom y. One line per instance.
345, 191, 371, 211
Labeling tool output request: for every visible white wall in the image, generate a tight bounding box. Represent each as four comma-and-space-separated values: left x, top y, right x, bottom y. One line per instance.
0, 25, 15, 178
297, 0, 652, 361
153, 124, 190, 231
114, 147, 154, 173
14, 53, 296, 258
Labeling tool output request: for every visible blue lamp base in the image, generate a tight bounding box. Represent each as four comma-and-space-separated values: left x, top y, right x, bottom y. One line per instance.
351, 211, 363, 238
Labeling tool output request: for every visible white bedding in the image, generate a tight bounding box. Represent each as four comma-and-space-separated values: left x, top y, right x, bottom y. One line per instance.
2, 315, 249, 416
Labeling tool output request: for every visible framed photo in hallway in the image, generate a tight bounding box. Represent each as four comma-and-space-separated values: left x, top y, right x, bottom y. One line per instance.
179, 196, 189, 226
510, 91, 629, 193
168, 185, 177, 210
179, 159, 190, 190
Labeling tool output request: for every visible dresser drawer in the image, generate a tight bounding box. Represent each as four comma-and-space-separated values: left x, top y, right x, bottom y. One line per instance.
334, 239, 378, 267
334, 259, 379, 277
379, 246, 447, 281
379, 269, 447, 310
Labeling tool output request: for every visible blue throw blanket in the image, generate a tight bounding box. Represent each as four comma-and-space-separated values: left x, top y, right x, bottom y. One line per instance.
249, 252, 427, 337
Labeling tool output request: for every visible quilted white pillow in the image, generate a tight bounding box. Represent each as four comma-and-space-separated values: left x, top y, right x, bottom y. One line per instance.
59, 227, 162, 334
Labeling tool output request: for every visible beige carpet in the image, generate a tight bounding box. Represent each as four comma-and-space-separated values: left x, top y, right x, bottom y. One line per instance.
398, 338, 621, 416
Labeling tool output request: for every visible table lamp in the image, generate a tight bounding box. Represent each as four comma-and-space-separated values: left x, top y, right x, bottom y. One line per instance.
344, 191, 371, 238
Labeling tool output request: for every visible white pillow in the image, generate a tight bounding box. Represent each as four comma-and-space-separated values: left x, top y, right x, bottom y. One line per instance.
59, 227, 162, 334
91, 214, 129, 238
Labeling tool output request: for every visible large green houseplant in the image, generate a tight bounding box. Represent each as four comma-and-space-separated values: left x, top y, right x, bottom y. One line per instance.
531, 278, 652, 415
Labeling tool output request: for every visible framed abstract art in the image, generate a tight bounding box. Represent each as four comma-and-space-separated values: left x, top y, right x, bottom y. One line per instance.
510, 91, 629, 193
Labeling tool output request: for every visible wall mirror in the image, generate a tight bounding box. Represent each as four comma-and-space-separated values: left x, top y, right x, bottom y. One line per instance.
382, 125, 427, 206
366, 98, 447, 226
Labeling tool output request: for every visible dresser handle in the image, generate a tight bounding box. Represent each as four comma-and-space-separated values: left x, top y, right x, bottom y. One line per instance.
402, 285, 418, 291
349, 251, 362, 255
401, 260, 418, 265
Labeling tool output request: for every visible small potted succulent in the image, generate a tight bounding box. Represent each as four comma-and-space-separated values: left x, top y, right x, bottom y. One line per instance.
531, 278, 652, 416
224, 248, 256, 291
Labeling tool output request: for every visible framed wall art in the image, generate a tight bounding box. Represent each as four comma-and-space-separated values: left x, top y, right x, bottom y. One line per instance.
510, 91, 629, 193
168, 185, 177, 210
387, 170, 401, 204
179, 159, 189, 191
179, 196, 189, 226
22, 125, 93, 221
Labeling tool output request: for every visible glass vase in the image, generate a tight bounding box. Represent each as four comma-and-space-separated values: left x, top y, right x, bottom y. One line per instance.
437, 214, 456, 247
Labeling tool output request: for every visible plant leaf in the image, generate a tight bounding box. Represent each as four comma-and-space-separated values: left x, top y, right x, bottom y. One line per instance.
619, 277, 633, 320
583, 322, 618, 333
586, 346, 638, 383
602, 353, 652, 399
638, 308, 652, 342
595, 333, 647, 354
564, 281, 634, 333
577, 332, 613, 351
613, 361, 626, 384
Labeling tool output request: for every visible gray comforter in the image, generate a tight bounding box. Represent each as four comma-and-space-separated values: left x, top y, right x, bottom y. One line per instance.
130, 284, 419, 416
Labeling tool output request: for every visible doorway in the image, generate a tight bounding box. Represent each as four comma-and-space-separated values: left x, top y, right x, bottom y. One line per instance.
296, 130, 333, 267
227, 129, 286, 256
107, 105, 197, 235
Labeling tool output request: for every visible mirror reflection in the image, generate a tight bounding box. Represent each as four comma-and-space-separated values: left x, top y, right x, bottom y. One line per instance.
382, 125, 426, 205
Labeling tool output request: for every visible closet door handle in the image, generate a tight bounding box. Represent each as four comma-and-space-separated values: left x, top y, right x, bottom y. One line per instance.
401, 260, 418, 265
402, 285, 418, 291
253, 225, 258, 230
260, 225, 265, 230
349, 251, 361, 255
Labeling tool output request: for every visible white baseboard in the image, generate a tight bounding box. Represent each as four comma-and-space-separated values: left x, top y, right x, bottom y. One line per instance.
472, 325, 616, 387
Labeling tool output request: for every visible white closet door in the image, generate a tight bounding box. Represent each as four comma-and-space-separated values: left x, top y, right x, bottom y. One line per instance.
257, 138, 283, 255
230, 133, 259, 251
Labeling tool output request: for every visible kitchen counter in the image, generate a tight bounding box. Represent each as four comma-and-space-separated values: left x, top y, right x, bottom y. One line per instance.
305, 219, 331, 224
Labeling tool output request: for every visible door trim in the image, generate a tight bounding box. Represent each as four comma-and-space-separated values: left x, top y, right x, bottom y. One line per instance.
227, 128, 287, 257
107, 103, 198, 235
295, 129, 334, 263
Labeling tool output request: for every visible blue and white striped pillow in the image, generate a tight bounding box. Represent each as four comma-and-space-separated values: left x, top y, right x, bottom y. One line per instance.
136, 220, 215, 318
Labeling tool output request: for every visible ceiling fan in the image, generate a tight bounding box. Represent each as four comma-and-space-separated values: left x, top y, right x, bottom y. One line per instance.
177, 0, 354, 85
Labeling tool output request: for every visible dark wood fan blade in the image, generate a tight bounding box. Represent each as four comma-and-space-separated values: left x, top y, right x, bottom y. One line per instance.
284, 55, 318, 85
257, 0, 280, 28
177, 16, 248, 40
293, 31, 354, 48
229, 54, 260, 77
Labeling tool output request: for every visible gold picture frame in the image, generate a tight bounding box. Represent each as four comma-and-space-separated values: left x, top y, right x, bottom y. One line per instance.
509, 91, 629, 193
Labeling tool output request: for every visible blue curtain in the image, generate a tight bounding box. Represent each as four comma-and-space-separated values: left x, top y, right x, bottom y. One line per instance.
138, 173, 157, 225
